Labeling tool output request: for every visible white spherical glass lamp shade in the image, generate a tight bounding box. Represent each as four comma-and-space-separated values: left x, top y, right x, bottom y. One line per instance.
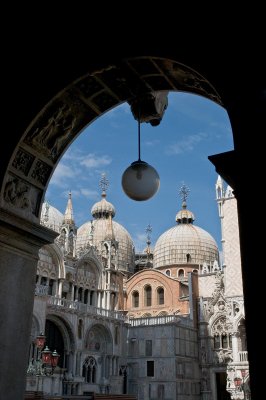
122, 160, 160, 201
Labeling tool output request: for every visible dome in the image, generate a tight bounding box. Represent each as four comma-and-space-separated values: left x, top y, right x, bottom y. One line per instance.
154, 197, 219, 268
91, 196, 116, 218
77, 177, 134, 273
40, 201, 64, 233
154, 224, 219, 268
77, 219, 134, 273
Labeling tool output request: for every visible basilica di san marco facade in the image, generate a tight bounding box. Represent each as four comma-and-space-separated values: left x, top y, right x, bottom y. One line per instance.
26, 177, 250, 400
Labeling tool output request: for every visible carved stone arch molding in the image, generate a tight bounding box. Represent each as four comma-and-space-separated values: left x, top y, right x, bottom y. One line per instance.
84, 322, 113, 353
1, 56, 223, 223
46, 314, 76, 353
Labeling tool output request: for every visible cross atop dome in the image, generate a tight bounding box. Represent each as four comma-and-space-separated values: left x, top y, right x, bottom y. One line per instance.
176, 183, 194, 224
145, 223, 152, 242
99, 173, 109, 197
179, 183, 190, 206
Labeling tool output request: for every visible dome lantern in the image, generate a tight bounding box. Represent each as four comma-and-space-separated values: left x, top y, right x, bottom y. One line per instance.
175, 183, 195, 224
91, 174, 116, 219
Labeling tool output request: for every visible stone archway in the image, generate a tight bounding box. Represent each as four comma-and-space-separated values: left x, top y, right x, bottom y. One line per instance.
0, 56, 226, 400
1, 57, 223, 223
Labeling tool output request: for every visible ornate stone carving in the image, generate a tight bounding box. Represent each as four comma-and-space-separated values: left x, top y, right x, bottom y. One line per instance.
12, 148, 34, 176
204, 271, 225, 318
4, 177, 32, 211
75, 75, 104, 99
212, 316, 233, 336
156, 59, 223, 105
26, 104, 77, 161
215, 349, 233, 364
31, 160, 52, 186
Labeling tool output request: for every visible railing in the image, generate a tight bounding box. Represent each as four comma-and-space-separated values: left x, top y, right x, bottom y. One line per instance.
47, 297, 126, 321
35, 285, 49, 296
239, 351, 248, 362
127, 314, 192, 327
105, 283, 120, 291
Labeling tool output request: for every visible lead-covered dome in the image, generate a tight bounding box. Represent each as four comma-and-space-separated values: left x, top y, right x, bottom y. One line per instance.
77, 180, 134, 273
91, 197, 116, 218
77, 219, 134, 273
40, 201, 64, 233
154, 199, 219, 268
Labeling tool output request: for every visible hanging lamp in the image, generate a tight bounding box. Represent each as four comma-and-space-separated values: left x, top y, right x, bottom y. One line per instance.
121, 113, 160, 201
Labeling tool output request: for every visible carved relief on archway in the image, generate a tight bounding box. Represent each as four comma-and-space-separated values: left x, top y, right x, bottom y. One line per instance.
2, 57, 222, 222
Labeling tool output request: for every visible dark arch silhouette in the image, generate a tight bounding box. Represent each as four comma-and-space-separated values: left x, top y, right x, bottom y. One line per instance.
0, 46, 264, 399
1, 57, 223, 224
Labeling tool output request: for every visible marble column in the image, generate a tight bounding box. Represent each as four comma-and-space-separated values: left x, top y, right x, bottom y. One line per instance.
232, 332, 239, 362
58, 279, 63, 298
0, 208, 57, 400
71, 283, 75, 301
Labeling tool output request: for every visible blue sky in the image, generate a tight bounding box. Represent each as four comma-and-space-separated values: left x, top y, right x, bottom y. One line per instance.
46, 92, 233, 252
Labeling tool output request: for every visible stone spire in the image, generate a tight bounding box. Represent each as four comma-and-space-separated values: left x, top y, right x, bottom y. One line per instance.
63, 191, 74, 225
59, 191, 77, 257
215, 175, 224, 201
92, 174, 119, 270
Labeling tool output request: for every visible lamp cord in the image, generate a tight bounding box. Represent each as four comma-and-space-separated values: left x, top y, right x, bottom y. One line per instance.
138, 117, 141, 161
137, 106, 141, 161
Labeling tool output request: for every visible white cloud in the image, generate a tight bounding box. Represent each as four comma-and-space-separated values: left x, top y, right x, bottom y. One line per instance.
62, 189, 81, 198
62, 149, 83, 161
62, 150, 112, 170
132, 232, 148, 252
165, 132, 208, 155
144, 139, 160, 147
80, 188, 99, 200
80, 154, 112, 168
50, 163, 79, 187
62, 188, 99, 200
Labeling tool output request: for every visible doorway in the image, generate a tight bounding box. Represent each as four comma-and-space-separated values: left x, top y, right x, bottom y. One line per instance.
216, 372, 230, 400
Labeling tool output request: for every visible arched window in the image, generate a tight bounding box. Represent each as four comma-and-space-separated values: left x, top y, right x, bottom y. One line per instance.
193, 269, 198, 274
90, 291, 94, 306
78, 287, 82, 302
144, 285, 152, 307
186, 253, 191, 263
115, 326, 119, 345
45, 320, 64, 368
212, 316, 232, 350
157, 311, 168, 316
84, 289, 89, 304
238, 319, 247, 351
165, 270, 171, 276
178, 269, 184, 278
222, 334, 228, 348
132, 291, 139, 307
82, 357, 96, 383
213, 335, 220, 349
157, 287, 164, 305
78, 319, 83, 339
40, 277, 47, 286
